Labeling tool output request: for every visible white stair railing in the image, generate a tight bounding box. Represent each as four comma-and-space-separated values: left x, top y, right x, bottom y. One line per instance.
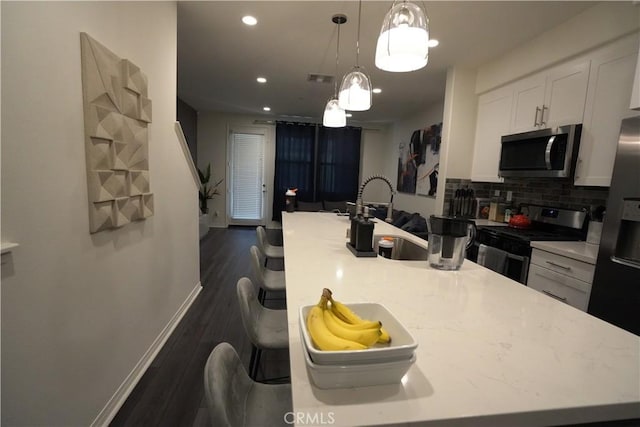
174, 121, 200, 191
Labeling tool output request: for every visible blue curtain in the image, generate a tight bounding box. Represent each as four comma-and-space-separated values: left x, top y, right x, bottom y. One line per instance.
273, 122, 361, 221
273, 123, 316, 221
317, 126, 361, 202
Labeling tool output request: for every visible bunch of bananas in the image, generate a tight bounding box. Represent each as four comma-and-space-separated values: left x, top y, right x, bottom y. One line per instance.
306, 288, 391, 351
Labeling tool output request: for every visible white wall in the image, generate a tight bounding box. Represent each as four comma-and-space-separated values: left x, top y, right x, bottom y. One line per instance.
383, 103, 445, 217
1, 2, 200, 426
358, 126, 392, 203
476, 2, 640, 93
197, 112, 391, 227
441, 67, 477, 182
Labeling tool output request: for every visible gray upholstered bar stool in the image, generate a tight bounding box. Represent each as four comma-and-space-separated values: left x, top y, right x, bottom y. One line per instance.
204, 342, 292, 427
236, 277, 289, 381
255, 226, 284, 269
250, 245, 286, 304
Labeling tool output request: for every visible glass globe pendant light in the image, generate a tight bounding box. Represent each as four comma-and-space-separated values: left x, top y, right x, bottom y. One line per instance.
375, 0, 429, 72
323, 14, 347, 128
338, 0, 372, 111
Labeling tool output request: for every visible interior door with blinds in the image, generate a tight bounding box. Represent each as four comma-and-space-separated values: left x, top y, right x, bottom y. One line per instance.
227, 127, 266, 226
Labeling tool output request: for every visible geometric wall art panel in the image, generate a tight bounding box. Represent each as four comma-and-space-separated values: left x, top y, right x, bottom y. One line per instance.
128, 141, 149, 171
142, 193, 154, 218
87, 170, 127, 202
129, 171, 150, 196
140, 97, 152, 124
89, 201, 115, 233
114, 198, 132, 228
127, 196, 143, 221
81, 32, 153, 233
88, 137, 114, 170
121, 88, 140, 120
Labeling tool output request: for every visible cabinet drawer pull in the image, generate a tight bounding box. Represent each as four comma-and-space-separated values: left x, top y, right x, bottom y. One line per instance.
540, 105, 548, 126
545, 260, 571, 271
542, 289, 568, 303
534, 106, 541, 126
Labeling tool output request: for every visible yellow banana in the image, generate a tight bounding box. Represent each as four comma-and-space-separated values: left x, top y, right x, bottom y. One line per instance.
306, 297, 367, 351
329, 298, 364, 324
323, 309, 381, 346
324, 288, 392, 344
328, 308, 381, 330
378, 326, 391, 344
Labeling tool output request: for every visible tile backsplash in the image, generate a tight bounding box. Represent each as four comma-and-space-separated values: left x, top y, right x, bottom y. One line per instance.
445, 178, 609, 216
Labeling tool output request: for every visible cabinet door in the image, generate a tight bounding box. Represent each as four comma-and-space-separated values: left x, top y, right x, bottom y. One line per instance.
542, 60, 590, 127
531, 248, 595, 283
471, 86, 512, 182
527, 264, 591, 311
575, 44, 639, 186
509, 73, 545, 133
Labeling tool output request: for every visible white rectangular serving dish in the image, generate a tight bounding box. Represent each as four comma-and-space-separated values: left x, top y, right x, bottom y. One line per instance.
303, 345, 416, 389
299, 302, 418, 365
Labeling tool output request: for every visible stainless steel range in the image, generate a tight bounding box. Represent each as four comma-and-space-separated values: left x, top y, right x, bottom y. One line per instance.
468, 205, 588, 284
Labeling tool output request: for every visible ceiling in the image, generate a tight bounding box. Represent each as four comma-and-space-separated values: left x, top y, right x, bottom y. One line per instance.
177, 1, 595, 125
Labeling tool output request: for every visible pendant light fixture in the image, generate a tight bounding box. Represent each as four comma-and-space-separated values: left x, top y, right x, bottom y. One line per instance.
323, 14, 347, 128
338, 0, 372, 111
375, 0, 429, 72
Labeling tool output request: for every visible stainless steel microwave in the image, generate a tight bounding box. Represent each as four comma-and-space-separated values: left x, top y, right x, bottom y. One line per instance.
499, 124, 582, 178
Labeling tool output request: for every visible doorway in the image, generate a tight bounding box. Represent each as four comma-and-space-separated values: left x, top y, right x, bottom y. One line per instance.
227, 127, 267, 226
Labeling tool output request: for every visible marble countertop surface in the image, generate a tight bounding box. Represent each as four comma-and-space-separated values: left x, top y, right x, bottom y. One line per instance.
531, 240, 600, 265
282, 213, 639, 427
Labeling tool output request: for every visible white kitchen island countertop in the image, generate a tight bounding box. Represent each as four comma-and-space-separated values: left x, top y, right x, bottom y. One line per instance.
282, 212, 639, 427
530, 240, 600, 265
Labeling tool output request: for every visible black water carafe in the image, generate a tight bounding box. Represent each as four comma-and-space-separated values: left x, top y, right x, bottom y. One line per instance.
355, 208, 374, 252
349, 216, 359, 248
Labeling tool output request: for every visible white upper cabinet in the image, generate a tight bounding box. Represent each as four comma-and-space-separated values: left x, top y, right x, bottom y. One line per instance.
510, 60, 590, 134
471, 86, 512, 182
470, 33, 639, 186
575, 36, 639, 186
543, 61, 590, 127
510, 74, 546, 133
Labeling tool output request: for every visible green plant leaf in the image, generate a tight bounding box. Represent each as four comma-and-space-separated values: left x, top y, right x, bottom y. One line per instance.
197, 163, 223, 200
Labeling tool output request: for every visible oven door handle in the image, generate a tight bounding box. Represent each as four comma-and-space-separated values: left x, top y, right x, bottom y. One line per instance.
506, 253, 527, 263
544, 136, 556, 170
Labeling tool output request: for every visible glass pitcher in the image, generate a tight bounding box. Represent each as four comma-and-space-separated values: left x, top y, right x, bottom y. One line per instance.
427, 216, 476, 271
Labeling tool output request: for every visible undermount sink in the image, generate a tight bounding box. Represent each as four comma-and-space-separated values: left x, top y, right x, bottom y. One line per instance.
373, 235, 429, 261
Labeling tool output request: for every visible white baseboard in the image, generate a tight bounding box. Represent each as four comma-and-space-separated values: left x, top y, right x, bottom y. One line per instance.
90, 282, 203, 427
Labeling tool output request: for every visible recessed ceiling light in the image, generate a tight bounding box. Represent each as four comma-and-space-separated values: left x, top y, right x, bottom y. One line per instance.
256, 77, 267, 83
345, 113, 353, 118
428, 39, 439, 48
242, 16, 257, 26
372, 88, 382, 94
263, 106, 271, 112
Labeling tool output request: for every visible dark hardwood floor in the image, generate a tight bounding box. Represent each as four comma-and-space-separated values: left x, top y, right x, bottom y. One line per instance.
111, 226, 289, 427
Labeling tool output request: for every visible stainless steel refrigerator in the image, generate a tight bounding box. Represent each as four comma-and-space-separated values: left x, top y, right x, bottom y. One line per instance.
588, 115, 640, 336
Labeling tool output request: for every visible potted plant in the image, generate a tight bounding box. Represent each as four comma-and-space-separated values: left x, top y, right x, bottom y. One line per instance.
198, 163, 224, 215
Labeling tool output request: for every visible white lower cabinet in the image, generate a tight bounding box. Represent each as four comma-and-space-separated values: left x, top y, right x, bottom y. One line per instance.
527, 249, 595, 311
